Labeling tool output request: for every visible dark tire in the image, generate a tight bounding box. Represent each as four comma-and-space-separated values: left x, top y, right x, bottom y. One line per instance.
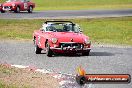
14, 6, 20, 13
34, 38, 41, 54
1, 10, 5, 13
28, 6, 33, 13
46, 43, 53, 57
76, 75, 87, 85
82, 50, 90, 56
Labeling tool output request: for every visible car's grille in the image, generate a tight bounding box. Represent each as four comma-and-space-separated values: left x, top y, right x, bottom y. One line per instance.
4, 6, 12, 9
59, 43, 83, 48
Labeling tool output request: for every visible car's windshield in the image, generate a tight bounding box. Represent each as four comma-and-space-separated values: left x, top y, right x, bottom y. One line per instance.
46, 23, 80, 33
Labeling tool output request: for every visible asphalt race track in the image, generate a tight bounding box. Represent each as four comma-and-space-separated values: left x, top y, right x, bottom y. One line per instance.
0, 41, 132, 88
0, 9, 132, 19
0, 9, 132, 88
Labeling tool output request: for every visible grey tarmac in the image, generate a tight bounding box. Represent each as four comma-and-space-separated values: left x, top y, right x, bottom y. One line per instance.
0, 9, 132, 19
0, 40, 132, 88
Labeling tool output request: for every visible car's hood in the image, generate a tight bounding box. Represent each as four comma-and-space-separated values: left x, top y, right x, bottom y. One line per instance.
3, 2, 19, 6
46, 32, 89, 43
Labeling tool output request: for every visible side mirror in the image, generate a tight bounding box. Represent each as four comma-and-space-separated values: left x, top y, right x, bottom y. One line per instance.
40, 28, 43, 31
80, 30, 83, 32
40, 29, 45, 33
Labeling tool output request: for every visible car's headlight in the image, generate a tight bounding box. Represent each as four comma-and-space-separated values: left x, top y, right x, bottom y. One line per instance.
52, 38, 58, 44
12, 3, 15, 7
85, 39, 91, 44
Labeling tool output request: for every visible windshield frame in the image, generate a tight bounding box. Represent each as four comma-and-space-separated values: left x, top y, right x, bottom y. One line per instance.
44, 23, 80, 33
6, 0, 24, 2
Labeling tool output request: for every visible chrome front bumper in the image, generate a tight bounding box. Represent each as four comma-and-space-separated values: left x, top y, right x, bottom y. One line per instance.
50, 47, 91, 51
2, 6, 13, 11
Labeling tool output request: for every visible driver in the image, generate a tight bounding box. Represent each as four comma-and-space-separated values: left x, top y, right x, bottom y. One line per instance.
47, 25, 56, 31
63, 25, 71, 32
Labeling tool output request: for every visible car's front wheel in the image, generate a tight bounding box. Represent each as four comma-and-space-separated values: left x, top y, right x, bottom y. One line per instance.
46, 43, 53, 57
34, 38, 42, 54
1, 10, 5, 13
28, 6, 33, 13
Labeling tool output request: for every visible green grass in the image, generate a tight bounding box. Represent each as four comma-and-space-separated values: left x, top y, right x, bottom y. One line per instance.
0, 0, 132, 10
0, 19, 44, 39
34, 0, 132, 10
0, 17, 132, 45
77, 17, 132, 45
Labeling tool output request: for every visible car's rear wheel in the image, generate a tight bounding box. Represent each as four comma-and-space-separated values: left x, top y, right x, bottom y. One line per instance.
82, 50, 90, 56
46, 43, 53, 57
34, 38, 42, 54
28, 6, 33, 13
14, 6, 20, 13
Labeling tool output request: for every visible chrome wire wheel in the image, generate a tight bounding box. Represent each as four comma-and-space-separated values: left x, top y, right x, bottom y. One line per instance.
46, 43, 53, 57
28, 6, 33, 13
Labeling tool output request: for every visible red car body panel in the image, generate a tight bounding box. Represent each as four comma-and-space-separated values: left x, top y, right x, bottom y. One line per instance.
0, 0, 35, 12
34, 30, 90, 48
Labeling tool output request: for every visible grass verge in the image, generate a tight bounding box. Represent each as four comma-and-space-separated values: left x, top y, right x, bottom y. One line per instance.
0, 17, 132, 45
0, 64, 59, 88
1, 0, 132, 10
34, 0, 132, 10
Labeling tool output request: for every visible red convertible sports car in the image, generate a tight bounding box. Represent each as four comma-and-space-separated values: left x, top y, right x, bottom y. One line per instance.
33, 21, 91, 57
0, 0, 35, 13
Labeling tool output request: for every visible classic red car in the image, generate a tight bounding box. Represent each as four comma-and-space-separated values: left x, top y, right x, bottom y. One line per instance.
0, 0, 35, 13
33, 21, 91, 57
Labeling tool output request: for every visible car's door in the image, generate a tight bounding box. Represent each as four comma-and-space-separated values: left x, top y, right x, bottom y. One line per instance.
26, 0, 32, 9
37, 27, 47, 49
21, 0, 28, 10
